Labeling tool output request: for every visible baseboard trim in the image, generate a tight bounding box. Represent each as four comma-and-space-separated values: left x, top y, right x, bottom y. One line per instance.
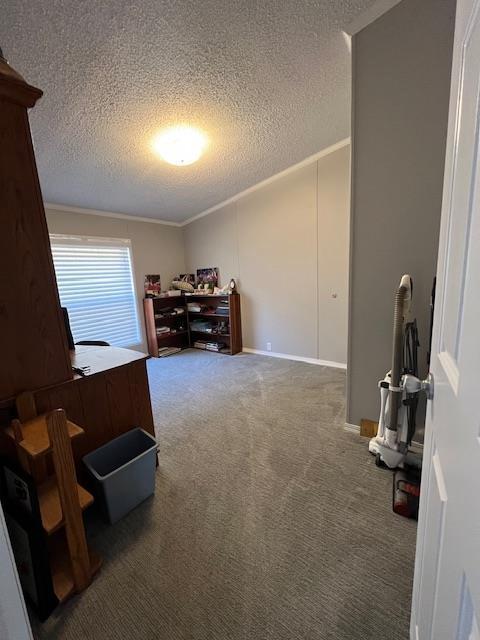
344, 422, 360, 433
242, 348, 347, 370
410, 441, 424, 454
344, 421, 424, 452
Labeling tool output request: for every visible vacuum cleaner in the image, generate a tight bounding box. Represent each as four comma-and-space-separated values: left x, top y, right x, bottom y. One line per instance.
369, 275, 433, 470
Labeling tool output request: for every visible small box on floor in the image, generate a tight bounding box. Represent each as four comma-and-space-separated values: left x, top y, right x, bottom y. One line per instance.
392, 469, 421, 519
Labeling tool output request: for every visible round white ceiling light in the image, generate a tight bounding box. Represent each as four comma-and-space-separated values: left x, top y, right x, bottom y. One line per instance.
151, 125, 208, 166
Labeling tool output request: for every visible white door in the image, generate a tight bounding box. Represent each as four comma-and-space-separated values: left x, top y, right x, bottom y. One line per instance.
410, 0, 480, 638
0, 501, 33, 640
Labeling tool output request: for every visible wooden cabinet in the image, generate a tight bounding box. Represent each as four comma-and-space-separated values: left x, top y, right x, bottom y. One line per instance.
0, 53, 72, 400
187, 293, 242, 355
0, 54, 155, 477
144, 292, 243, 356
144, 297, 189, 356
33, 346, 155, 470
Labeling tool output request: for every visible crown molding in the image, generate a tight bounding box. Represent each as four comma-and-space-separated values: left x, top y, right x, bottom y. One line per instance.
181, 137, 350, 227
343, 0, 402, 36
44, 202, 182, 227
45, 137, 350, 228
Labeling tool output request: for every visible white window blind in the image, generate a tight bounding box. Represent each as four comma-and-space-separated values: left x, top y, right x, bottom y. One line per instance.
50, 234, 141, 348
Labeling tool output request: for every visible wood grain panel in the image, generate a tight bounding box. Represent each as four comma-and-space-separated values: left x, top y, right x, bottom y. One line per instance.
0, 65, 72, 401
35, 383, 86, 465
76, 375, 112, 461
47, 410, 91, 591
35, 383, 85, 428
105, 366, 135, 437
128, 360, 155, 436
1, 349, 153, 475
229, 293, 243, 355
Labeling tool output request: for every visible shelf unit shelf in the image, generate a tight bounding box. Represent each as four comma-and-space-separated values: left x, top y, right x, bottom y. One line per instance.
190, 330, 231, 338
156, 330, 189, 341
144, 293, 242, 357
8, 401, 101, 608
188, 311, 229, 319
38, 477, 94, 535
5, 415, 84, 459
49, 533, 102, 603
154, 314, 187, 323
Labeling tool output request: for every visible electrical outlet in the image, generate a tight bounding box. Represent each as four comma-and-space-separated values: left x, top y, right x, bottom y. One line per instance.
266, 342, 272, 352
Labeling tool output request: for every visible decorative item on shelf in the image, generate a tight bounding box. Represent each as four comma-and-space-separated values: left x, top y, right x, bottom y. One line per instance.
144, 275, 161, 298
213, 284, 229, 295
196, 267, 219, 289
180, 274, 196, 286
171, 273, 195, 293
229, 278, 237, 293
190, 320, 214, 333
217, 321, 228, 335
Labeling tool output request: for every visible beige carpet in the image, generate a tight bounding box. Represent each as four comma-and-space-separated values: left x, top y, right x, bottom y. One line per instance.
32, 350, 416, 639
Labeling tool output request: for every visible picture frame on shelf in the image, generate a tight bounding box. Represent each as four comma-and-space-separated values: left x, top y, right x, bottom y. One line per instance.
144, 274, 161, 298
196, 267, 219, 288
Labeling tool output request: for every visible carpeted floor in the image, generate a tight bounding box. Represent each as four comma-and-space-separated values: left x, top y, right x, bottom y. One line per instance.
32, 350, 416, 640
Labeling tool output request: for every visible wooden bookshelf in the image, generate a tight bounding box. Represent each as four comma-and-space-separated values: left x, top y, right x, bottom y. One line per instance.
186, 292, 242, 355
143, 297, 189, 357
143, 293, 242, 356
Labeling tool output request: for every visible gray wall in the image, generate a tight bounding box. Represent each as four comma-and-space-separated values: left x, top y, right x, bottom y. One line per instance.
183, 144, 350, 364
347, 0, 455, 426
45, 209, 186, 352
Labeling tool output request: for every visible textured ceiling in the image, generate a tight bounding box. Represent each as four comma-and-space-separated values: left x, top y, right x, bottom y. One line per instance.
1, 0, 374, 222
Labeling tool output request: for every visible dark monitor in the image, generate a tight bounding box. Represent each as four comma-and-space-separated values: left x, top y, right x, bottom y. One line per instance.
61, 307, 75, 350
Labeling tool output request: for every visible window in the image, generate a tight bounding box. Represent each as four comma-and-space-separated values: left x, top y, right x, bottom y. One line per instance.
50, 234, 141, 348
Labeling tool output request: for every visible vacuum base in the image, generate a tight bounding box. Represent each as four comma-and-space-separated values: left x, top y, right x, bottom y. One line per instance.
369, 437, 422, 470
369, 437, 405, 469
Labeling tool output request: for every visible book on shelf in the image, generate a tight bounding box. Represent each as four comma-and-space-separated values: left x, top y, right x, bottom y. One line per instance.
156, 326, 170, 334
217, 305, 229, 316
205, 341, 226, 352
154, 307, 185, 319
158, 347, 182, 357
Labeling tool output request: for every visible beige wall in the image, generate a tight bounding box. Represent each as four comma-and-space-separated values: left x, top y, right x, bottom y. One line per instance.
45, 144, 350, 363
183, 144, 350, 365
45, 208, 186, 352
347, 0, 455, 426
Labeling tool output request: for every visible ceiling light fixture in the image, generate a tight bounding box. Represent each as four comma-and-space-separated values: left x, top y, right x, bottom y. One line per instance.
151, 125, 208, 166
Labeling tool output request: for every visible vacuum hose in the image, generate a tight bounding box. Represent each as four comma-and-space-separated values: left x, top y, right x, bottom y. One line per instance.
388, 277, 411, 431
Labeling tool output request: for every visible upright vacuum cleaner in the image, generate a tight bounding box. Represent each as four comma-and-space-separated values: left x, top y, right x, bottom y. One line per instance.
368, 275, 433, 470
